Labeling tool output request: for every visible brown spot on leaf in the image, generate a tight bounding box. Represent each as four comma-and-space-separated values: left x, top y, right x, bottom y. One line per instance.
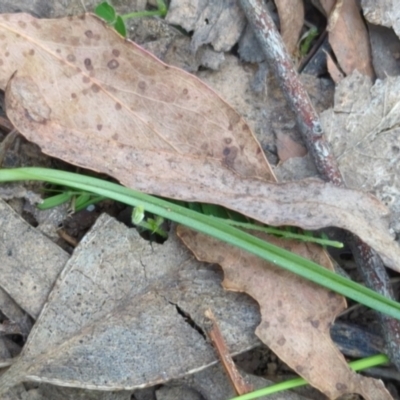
115, 103, 122, 110
138, 81, 146, 91
85, 30, 94, 38
310, 320, 320, 328
277, 337, 286, 346
277, 300, 282, 307
112, 49, 120, 57
84, 58, 93, 71
18, 21, 27, 29
29, 49, 35, 56
112, 133, 119, 140
82, 76, 90, 84
97, 124, 103, 131
107, 59, 119, 70
67, 54, 76, 62
224, 138, 232, 145
0, 59, 3, 66
228, 124, 233, 131
182, 88, 188, 95
31, 20, 41, 29
222, 146, 238, 168
56, 49, 61, 53
91, 84, 100, 93
335, 382, 348, 391
71, 93, 77, 99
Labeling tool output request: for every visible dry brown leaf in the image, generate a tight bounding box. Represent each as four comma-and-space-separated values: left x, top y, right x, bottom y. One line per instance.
326, 51, 345, 83
276, 130, 307, 161
177, 227, 392, 400
319, 0, 374, 78
0, 14, 399, 271
275, 0, 304, 55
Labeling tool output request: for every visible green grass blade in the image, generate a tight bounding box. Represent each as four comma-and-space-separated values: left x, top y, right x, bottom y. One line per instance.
1, 167, 400, 320
230, 354, 389, 399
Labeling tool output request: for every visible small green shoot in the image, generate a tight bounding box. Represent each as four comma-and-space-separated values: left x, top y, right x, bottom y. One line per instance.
299, 26, 319, 57
132, 205, 167, 238
94, 0, 168, 37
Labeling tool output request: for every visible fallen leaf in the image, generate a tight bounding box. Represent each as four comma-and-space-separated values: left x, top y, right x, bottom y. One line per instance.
326, 51, 345, 83
319, 0, 374, 78
276, 130, 307, 161
177, 227, 392, 399
362, 0, 400, 39
0, 215, 261, 393
0, 199, 69, 318
0, 13, 399, 271
275, 0, 304, 56
321, 71, 400, 235
166, 0, 246, 52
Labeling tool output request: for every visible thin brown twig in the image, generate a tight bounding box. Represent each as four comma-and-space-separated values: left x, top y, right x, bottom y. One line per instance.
204, 309, 253, 396
238, 0, 400, 369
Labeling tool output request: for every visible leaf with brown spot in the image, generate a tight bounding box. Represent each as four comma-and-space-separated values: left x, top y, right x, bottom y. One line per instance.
0, 14, 399, 271
177, 227, 393, 400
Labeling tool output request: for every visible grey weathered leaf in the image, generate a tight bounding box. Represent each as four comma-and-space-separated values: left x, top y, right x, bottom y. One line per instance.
0, 215, 260, 393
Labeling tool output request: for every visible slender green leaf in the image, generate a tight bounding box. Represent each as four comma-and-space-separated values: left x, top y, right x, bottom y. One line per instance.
37, 191, 72, 210
230, 354, 389, 399
1, 167, 400, 320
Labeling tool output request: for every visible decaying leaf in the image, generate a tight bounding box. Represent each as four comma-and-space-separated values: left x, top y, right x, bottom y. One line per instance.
362, 0, 400, 39
0, 215, 261, 393
177, 227, 392, 400
319, 0, 374, 78
166, 0, 246, 52
0, 13, 399, 271
275, 0, 304, 56
321, 71, 400, 234
0, 199, 69, 318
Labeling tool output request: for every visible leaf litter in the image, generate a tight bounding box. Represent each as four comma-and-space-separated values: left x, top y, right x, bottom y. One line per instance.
0, 10, 397, 399
0, 215, 260, 393
321, 70, 400, 235
0, 13, 399, 271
